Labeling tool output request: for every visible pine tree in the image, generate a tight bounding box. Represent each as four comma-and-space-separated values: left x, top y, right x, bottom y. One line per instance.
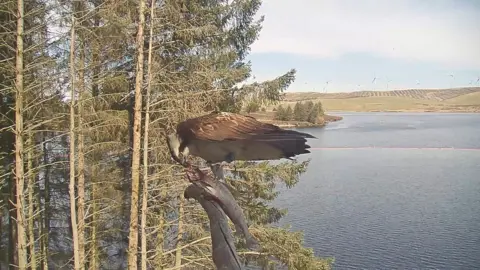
275, 105, 287, 120
305, 100, 315, 114
294, 101, 308, 121
307, 103, 320, 123
0, 0, 335, 269
14, 0, 28, 266
317, 101, 325, 115
285, 105, 293, 121
1, 0, 56, 267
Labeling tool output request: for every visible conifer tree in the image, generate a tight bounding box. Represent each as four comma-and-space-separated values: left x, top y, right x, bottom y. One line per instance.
294, 102, 308, 121
275, 105, 287, 120
305, 100, 315, 114
317, 101, 325, 115
0, 0, 334, 269
285, 105, 293, 121
307, 103, 320, 123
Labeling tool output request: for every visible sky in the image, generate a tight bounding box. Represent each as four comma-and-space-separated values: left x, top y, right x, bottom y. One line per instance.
246, 0, 480, 93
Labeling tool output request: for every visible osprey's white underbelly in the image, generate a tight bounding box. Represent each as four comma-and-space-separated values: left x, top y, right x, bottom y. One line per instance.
187, 139, 285, 163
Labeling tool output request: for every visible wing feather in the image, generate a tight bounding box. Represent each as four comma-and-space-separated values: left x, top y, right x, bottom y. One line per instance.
177, 111, 316, 142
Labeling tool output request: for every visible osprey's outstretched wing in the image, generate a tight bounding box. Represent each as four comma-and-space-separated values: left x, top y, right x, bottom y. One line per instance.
176, 111, 316, 141
174, 112, 316, 163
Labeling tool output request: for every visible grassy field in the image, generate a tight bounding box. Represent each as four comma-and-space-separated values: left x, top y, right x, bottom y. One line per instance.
277, 87, 480, 112
246, 87, 480, 127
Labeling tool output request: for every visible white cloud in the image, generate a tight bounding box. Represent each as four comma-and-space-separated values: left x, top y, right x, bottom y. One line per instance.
251, 0, 480, 68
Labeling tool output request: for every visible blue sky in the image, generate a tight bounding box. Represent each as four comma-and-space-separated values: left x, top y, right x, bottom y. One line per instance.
246, 0, 480, 93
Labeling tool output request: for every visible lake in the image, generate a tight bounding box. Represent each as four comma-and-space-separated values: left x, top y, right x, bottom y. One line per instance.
273, 112, 480, 269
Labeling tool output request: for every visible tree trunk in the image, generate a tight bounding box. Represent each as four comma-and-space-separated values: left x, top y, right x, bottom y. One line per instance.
8, 168, 18, 268
140, 0, 155, 268
128, 0, 145, 267
27, 134, 37, 269
14, 0, 28, 266
90, 171, 99, 269
69, 15, 81, 270
175, 194, 184, 268
38, 131, 50, 270
77, 16, 86, 269
89, 10, 100, 267
41, 132, 50, 270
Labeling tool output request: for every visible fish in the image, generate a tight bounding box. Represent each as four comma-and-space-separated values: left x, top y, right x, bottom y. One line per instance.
187, 168, 260, 251
184, 184, 243, 270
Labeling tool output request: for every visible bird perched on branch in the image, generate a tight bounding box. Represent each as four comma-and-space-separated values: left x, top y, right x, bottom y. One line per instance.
166, 111, 316, 170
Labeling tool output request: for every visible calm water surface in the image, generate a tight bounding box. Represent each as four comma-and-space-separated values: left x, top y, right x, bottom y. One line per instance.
273, 112, 480, 269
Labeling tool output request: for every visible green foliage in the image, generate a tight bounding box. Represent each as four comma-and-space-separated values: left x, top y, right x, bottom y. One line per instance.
307, 105, 319, 123
185, 159, 333, 269
219, 69, 297, 113
285, 105, 293, 120
293, 102, 307, 121
304, 101, 315, 113
285, 101, 325, 123
274, 105, 285, 120
317, 101, 324, 115
244, 226, 334, 270
0, 0, 333, 268
245, 101, 261, 113
274, 105, 292, 121
223, 160, 325, 263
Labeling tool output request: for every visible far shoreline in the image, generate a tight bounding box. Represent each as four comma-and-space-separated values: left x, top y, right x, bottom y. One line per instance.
254, 114, 343, 128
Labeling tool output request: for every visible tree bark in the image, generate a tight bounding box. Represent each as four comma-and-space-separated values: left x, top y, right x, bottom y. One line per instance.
69, 15, 81, 270
140, 1, 155, 268
89, 9, 100, 267
77, 14, 86, 268
175, 194, 184, 268
27, 134, 37, 269
41, 132, 50, 270
90, 169, 99, 269
128, 0, 145, 267
14, 0, 28, 266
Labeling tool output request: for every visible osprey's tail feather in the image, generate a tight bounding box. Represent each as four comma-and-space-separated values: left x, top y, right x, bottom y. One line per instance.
250, 134, 312, 159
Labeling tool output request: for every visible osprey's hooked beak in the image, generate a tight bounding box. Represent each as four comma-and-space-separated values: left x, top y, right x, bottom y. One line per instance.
166, 133, 188, 167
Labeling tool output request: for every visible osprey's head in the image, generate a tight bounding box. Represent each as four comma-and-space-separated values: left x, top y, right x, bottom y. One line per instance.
166, 132, 188, 166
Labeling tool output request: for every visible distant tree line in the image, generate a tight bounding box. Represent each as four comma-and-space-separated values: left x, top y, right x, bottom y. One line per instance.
244, 101, 267, 113
275, 101, 324, 123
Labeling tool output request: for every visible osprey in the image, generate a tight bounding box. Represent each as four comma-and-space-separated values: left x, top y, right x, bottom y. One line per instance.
166, 111, 316, 166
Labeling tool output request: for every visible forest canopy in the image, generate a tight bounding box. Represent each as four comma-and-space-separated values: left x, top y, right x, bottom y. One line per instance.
0, 0, 333, 269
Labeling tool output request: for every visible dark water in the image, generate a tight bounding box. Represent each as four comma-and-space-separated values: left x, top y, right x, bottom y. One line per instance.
273, 112, 480, 269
